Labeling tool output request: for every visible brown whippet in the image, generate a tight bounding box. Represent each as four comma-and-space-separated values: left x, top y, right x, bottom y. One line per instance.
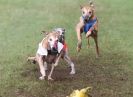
76, 1, 99, 58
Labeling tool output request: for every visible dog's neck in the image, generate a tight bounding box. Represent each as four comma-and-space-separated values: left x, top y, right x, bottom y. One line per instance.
90, 14, 95, 20
83, 15, 96, 23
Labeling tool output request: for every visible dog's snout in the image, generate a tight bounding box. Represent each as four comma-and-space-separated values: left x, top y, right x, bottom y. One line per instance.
56, 39, 58, 42
53, 40, 58, 49
86, 13, 90, 17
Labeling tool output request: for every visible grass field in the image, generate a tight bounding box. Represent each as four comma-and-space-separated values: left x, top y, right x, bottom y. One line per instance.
0, 0, 133, 97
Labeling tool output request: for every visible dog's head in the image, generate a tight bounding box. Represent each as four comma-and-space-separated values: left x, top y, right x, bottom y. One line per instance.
80, 1, 95, 21
53, 28, 65, 43
47, 32, 60, 50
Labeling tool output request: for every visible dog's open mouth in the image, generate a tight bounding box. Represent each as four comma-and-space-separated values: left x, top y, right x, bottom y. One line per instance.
84, 18, 90, 22
49, 41, 58, 54
84, 15, 93, 22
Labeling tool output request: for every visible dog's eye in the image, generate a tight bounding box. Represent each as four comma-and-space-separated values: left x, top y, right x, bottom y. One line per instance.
82, 11, 85, 14
49, 38, 52, 41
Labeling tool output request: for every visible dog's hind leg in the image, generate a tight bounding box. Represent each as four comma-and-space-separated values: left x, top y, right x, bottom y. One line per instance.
27, 56, 37, 64
27, 56, 36, 61
87, 37, 90, 48
64, 52, 75, 74
69, 62, 75, 75
93, 36, 99, 58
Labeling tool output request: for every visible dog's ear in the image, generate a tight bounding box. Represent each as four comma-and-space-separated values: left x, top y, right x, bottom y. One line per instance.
89, 0, 95, 10
89, 0, 94, 7
55, 31, 60, 37
89, 1, 94, 6
80, 5, 83, 9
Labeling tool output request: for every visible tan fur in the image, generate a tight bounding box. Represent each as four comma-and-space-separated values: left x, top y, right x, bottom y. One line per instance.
27, 31, 75, 80
76, 2, 99, 58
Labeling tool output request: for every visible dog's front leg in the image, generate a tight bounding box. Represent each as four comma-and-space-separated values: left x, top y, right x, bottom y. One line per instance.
44, 62, 48, 71
76, 19, 84, 52
37, 55, 46, 80
48, 63, 55, 80
48, 54, 61, 80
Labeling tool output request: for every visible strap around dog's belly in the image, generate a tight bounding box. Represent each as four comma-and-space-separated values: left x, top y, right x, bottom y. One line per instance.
48, 49, 58, 55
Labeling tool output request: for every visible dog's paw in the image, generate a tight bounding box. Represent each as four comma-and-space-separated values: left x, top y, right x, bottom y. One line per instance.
70, 71, 75, 75
77, 47, 81, 52
77, 41, 82, 52
39, 76, 45, 80
54, 63, 58, 67
27, 58, 30, 61
48, 76, 54, 81
87, 45, 90, 48
87, 45, 92, 49
96, 54, 100, 59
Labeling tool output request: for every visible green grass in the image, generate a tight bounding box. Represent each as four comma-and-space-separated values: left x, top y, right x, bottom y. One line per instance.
0, 0, 133, 97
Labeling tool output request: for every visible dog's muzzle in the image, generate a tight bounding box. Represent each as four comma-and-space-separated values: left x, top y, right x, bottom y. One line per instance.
58, 35, 65, 43
52, 40, 58, 51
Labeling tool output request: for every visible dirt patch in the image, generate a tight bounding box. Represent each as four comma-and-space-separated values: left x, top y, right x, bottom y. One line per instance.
19, 52, 133, 97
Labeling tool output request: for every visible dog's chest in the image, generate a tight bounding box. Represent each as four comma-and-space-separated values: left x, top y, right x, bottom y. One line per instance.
42, 49, 58, 64
44, 55, 57, 64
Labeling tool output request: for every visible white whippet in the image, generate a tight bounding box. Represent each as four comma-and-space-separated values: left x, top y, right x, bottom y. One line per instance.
28, 29, 75, 80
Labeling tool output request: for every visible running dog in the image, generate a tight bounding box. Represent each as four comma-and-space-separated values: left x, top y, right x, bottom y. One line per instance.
27, 29, 75, 80
76, 1, 99, 58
